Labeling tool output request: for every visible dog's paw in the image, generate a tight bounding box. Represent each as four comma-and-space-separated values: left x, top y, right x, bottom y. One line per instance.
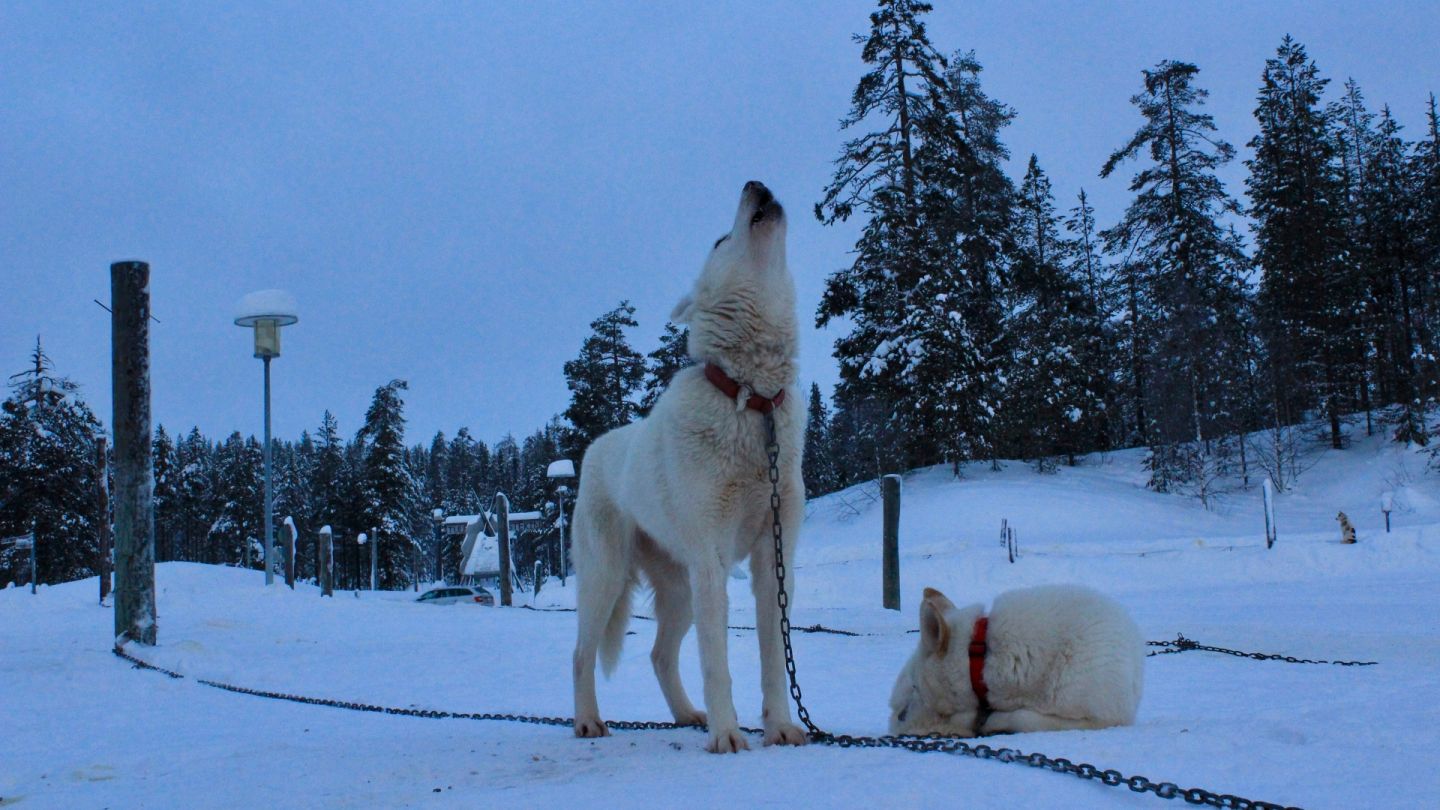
706, 727, 750, 754
574, 717, 610, 738
673, 709, 707, 727
763, 722, 808, 747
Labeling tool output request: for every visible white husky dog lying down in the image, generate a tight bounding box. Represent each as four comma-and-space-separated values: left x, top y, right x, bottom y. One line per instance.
572, 181, 807, 753
890, 584, 1144, 737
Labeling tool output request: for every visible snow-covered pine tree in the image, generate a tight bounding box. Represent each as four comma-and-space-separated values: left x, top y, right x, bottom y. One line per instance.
356, 379, 422, 588
1417, 95, 1440, 446
1100, 60, 1253, 490
815, 0, 950, 471
444, 428, 483, 514
174, 427, 214, 563
0, 340, 104, 586
1005, 156, 1107, 469
563, 301, 645, 453
638, 322, 691, 417
209, 432, 263, 567
1065, 188, 1120, 449
1246, 37, 1359, 449
152, 425, 179, 561
803, 383, 837, 497
1361, 107, 1426, 443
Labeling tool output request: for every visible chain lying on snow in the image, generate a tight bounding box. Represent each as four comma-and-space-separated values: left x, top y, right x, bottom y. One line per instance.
760, 412, 1302, 810
1146, 635, 1378, 666
112, 642, 1299, 810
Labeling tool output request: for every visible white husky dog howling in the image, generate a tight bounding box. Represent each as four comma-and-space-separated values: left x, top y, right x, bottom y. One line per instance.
890, 584, 1144, 738
571, 181, 807, 753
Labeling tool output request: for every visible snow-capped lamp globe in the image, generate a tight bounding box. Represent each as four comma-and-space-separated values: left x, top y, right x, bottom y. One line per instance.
234, 289, 299, 587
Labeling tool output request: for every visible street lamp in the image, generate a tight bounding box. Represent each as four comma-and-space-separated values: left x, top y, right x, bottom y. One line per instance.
547, 459, 576, 584
234, 289, 298, 586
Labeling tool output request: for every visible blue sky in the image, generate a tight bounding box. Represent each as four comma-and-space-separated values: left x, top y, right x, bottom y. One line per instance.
3, 1, 1437, 447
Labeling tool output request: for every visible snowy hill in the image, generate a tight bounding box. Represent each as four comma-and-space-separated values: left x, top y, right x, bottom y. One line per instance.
4, 428, 1439, 808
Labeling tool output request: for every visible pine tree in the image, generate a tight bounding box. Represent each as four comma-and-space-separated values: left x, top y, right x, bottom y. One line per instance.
816, 0, 951, 472
803, 383, 837, 497
638, 322, 691, 417
174, 427, 214, 563
1417, 95, 1440, 443
1101, 60, 1253, 489
0, 340, 104, 586
209, 432, 263, 567
152, 425, 179, 561
1065, 188, 1120, 448
1361, 107, 1426, 442
563, 301, 645, 452
357, 380, 422, 588
1006, 156, 1107, 468
1246, 37, 1358, 449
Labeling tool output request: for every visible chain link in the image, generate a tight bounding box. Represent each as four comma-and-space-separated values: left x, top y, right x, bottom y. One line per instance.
1146, 635, 1377, 666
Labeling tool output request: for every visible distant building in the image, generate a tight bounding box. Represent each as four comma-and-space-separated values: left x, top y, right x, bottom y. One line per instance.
443, 511, 545, 586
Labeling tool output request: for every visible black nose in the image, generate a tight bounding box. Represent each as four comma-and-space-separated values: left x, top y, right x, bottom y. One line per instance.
744, 180, 768, 194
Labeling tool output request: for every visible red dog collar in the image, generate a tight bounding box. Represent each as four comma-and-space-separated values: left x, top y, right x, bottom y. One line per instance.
969, 616, 990, 711
704, 363, 786, 413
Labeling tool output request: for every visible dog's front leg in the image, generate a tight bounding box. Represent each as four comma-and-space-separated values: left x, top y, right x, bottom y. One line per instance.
691, 559, 747, 752
750, 537, 806, 746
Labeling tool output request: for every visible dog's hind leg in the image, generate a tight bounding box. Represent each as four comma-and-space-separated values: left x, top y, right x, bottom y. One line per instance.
572, 509, 632, 739
982, 708, 1110, 735
691, 557, 748, 753
638, 539, 705, 726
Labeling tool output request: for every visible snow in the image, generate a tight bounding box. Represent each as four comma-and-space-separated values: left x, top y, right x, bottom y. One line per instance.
4, 429, 1440, 807
547, 459, 576, 479
233, 289, 298, 325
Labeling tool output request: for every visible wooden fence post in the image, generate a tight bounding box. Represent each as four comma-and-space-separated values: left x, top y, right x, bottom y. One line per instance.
882, 474, 901, 611
96, 437, 111, 605
111, 260, 156, 645
319, 526, 333, 597
369, 526, 378, 590
282, 518, 296, 588
495, 493, 512, 607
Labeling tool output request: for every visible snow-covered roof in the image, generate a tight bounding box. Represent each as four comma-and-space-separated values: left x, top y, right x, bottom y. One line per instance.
234, 289, 299, 326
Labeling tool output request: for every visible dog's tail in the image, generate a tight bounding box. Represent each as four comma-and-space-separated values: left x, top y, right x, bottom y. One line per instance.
599, 577, 634, 677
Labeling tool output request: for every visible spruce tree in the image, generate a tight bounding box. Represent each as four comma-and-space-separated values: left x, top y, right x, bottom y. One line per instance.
563, 301, 645, 452
0, 341, 104, 585
638, 322, 691, 417
357, 380, 422, 588
1101, 60, 1252, 489
1246, 37, 1357, 448
152, 425, 179, 561
210, 432, 263, 567
1006, 156, 1107, 468
803, 383, 837, 497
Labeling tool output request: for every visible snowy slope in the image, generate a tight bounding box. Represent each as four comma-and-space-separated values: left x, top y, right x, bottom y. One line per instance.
4, 429, 1440, 808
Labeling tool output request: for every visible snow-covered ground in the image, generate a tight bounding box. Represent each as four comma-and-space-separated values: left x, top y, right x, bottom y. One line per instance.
5, 428, 1440, 808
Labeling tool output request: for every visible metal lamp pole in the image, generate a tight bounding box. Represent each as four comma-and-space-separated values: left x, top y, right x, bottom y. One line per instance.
546, 459, 575, 585
234, 290, 298, 586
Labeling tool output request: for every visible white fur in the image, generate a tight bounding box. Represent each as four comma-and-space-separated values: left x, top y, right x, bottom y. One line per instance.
889, 584, 1144, 737
571, 182, 807, 753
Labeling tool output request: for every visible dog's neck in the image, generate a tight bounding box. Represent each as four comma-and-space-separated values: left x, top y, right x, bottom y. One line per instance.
688, 290, 798, 400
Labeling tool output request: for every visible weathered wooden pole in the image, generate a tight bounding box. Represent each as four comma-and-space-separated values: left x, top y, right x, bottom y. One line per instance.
1262, 478, 1277, 549
369, 526, 378, 590
494, 493, 512, 606
97, 437, 111, 604
882, 474, 901, 611
111, 260, 156, 645
319, 525, 333, 597
282, 517, 296, 588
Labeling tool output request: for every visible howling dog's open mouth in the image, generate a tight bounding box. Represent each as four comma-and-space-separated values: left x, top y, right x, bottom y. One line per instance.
747, 181, 783, 226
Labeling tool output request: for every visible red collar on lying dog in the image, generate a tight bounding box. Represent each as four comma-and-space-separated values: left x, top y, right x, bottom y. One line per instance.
970, 616, 990, 711
704, 363, 786, 413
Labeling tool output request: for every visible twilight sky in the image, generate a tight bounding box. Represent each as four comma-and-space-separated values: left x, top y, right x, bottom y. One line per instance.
3, 1, 1437, 447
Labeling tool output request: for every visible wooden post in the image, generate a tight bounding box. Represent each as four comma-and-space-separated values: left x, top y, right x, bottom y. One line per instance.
369, 526, 378, 590
282, 518, 296, 588
1262, 478, 1277, 549
111, 260, 156, 645
495, 493, 512, 607
319, 525, 333, 597
882, 474, 901, 611
97, 437, 111, 604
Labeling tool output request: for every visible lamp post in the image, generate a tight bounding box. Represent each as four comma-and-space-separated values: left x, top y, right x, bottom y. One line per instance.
547, 459, 576, 584
234, 290, 298, 586
431, 508, 445, 584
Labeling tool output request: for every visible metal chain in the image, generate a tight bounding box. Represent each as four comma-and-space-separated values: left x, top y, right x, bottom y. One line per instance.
764, 409, 822, 738
1146, 635, 1377, 666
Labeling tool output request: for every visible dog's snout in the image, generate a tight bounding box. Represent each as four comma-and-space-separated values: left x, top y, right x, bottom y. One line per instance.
744, 180, 768, 194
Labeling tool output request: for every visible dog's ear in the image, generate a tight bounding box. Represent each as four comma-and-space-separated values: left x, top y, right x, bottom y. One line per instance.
920, 588, 953, 656
671, 292, 695, 325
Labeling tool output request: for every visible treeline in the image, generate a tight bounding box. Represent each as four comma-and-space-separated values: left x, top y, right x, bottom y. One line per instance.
803, 1, 1440, 494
